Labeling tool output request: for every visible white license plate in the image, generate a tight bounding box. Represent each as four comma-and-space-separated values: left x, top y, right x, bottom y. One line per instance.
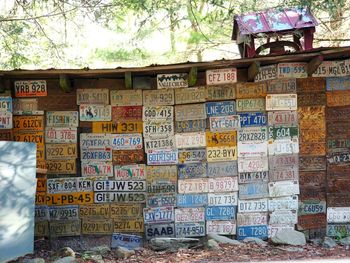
142, 106, 173, 121
238, 141, 268, 157
46, 111, 79, 127
238, 157, 268, 173
266, 94, 297, 111
80, 133, 111, 150
268, 111, 298, 126
238, 127, 268, 142
45, 128, 77, 143
49, 205, 79, 220
143, 121, 174, 138
94, 180, 146, 192
114, 164, 146, 180
94, 192, 146, 203
110, 133, 143, 150
178, 148, 206, 164
207, 161, 238, 177
207, 147, 237, 162
143, 89, 175, 106
157, 73, 188, 89
238, 171, 269, 184
298, 200, 327, 215
254, 65, 277, 82
268, 195, 298, 211
209, 115, 240, 131
81, 149, 112, 161
175, 132, 206, 149
81, 162, 113, 177
268, 154, 299, 169
175, 87, 206, 104
178, 178, 209, 194
239, 183, 269, 199
237, 213, 268, 226
47, 178, 94, 194
206, 220, 236, 235
238, 199, 268, 213
207, 192, 238, 206
327, 207, 350, 223
110, 90, 143, 106
79, 105, 111, 121
175, 104, 206, 121
268, 225, 294, 238
147, 149, 178, 165
268, 138, 299, 155
76, 89, 109, 105
269, 167, 299, 181
143, 206, 174, 224
269, 210, 298, 225
208, 177, 238, 192
268, 181, 300, 197
175, 207, 205, 223
277, 62, 307, 78
144, 136, 175, 152
206, 68, 237, 85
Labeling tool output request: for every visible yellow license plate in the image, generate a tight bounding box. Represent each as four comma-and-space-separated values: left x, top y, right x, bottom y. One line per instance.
117, 121, 143, 133
110, 204, 143, 218
34, 220, 49, 237
50, 220, 81, 237
113, 219, 144, 232
46, 192, 94, 206
82, 219, 113, 234
13, 115, 44, 131
37, 146, 45, 161
36, 178, 46, 192
46, 143, 77, 160
80, 204, 110, 219
35, 192, 46, 205
46, 159, 76, 174
206, 131, 237, 147
13, 131, 44, 147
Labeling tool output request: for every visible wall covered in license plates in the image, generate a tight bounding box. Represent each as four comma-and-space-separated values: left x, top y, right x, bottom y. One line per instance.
0, 57, 350, 248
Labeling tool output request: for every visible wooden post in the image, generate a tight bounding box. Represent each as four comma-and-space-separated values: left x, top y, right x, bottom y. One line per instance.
125, 72, 132, 89
188, 67, 197, 87
307, 55, 324, 77
59, 74, 72, 92
248, 61, 260, 81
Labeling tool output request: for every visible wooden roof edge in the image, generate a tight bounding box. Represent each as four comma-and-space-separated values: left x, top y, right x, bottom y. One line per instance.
0, 46, 349, 78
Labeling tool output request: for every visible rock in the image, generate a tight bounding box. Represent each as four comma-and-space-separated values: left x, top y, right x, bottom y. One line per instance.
149, 237, 200, 251
207, 239, 220, 250
51, 247, 75, 260
89, 254, 104, 263
271, 229, 306, 246
114, 247, 135, 259
322, 237, 337, 248
90, 245, 111, 256
277, 247, 304, 252
242, 237, 267, 246
339, 236, 350, 246
53, 256, 76, 263
23, 258, 45, 263
207, 234, 242, 245
309, 238, 322, 245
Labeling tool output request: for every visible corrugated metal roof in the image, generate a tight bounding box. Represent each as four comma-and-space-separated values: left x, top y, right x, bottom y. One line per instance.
233, 7, 318, 38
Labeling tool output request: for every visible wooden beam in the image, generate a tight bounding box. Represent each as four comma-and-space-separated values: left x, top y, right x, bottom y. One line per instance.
307, 55, 324, 76
125, 72, 132, 89
188, 67, 197, 87
59, 74, 72, 92
0, 78, 4, 93
247, 61, 260, 81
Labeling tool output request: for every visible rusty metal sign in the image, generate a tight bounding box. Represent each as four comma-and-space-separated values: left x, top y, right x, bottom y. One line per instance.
46, 159, 76, 174
175, 86, 206, 104
79, 204, 111, 219
236, 82, 267, 98
300, 142, 326, 156
34, 220, 49, 237
327, 193, 350, 207
296, 77, 325, 93
206, 84, 236, 101
300, 129, 325, 143
175, 119, 206, 133
268, 181, 299, 197
327, 121, 350, 137
270, 166, 299, 181
299, 171, 326, 188
45, 127, 77, 143
327, 151, 350, 165
36, 178, 47, 192
300, 188, 326, 201
277, 62, 307, 78
175, 103, 206, 121
206, 131, 237, 147
327, 90, 350, 107
268, 78, 296, 94
328, 138, 350, 153
112, 106, 142, 121
110, 204, 143, 218
14, 80, 47, 97
110, 89, 142, 106
46, 111, 79, 127
76, 89, 109, 105
299, 156, 326, 171
268, 154, 298, 169
50, 220, 81, 237
35, 193, 46, 205
328, 177, 350, 193
298, 105, 325, 122
82, 219, 113, 234
46, 143, 77, 160
298, 92, 326, 107
206, 68, 237, 85
143, 89, 175, 105
326, 106, 350, 121
236, 98, 265, 112
0, 129, 13, 141
312, 60, 344, 77
254, 64, 277, 82
13, 131, 44, 147
146, 165, 177, 182
268, 111, 298, 126
112, 149, 144, 165
298, 214, 327, 230
266, 94, 297, 111
157, 73, 188, 89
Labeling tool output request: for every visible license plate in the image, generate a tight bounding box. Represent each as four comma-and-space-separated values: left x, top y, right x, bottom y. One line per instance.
144, 136, 175, 153
110, 204, 143, 218
175, 207, 206, 223
176, 193, 208, 207
254, 64, 277, 82
207, 146, 237, 162
175, 87, 206, 104
268, 126, 299, 140
175, 222, 206, 237
13, 98, 37, 112
327, 152, 350, 165
80, 104, 111, 121
47, 178, 94, 194
110, 90, 142, 106
45, 128, 77, 143
114, 164, 146, 180
178, 163, 207, 178
239, 112, 267, 127
36, 193, 46, 205
300, 171, 326, 188
112, 149, 144, 165
206, 84, 236, 101
50, 220, 81, 237
328, 90, 350, 106
81, 149, 112, 162
80, 133, 111, 149
299, 200, 326, 215
46, 111, 79, 127
114, 219, 144, 233
208, 192, 238, 206
175, 119, 206, 133
112, 106, 142, 121
237, 213, 268, 226
110, 133, 143, 150
206, 101, 236, 117
143, 89, 175, 106
46, 159, 76, 174
79, 204, 111, 219
238, 171, 269, 184
238, 199, 268, 213
13, 131, 44, 147
206, 131, 237, 147
238, 157, 268, 173
81, 162, 113, 177
326, 76, 350, 91
111, 233, 142, 249
237, 225, 268, 240
327, 223, 350, 237
178, 178, 209, 193
144, 206, 174, 224
298, 214, 327, 230
268, 78, 296, 94
327, 207, 350, 223
175, 103, 206, 121
266, 94, 297, 111
143, 121, 174, 138
270, 210, 297, 225
268, 111, 298, 126
145, 223, 175, 240
298, 92, 326, 106
14, 80, 47, 97
147, 181, 177, 195
94, 180, 146, 192
142, 106, 173, 121
35, 205, 49, 220
300, 142, 325, 156
82, 219, 113, 234
208, 177, 238, 192
178, 148, 206, 163
277, 62, 307, 78
236, 82, 267, 98
76, 89, 109, 105
206, 68, 237, 85
147, 194, 176, 207
327, 138, 350, 153
268, 138, 299, 155
269, 195, 298, 211
238, 141, 268, 157
207, 161, 238, 177
299, 156, 326, 172
36, 178, 47, 192
92, 121, 141, 133
49, 205, 79, 220
268, 181, 299, 197
209, 115, 240, 131
0, 129, 13, 140
206, 206, 236, 220
146, 165, 177, 182
175, 132, 206, 149
157, 73, 188, 89
269, 225, 295, 238
147, 149, 178, 165
238, 127, 268, 142
46, 192, 94, 205
206, 220, 236, 235
239, 183, 269, 199
94, 192, 146, 203
270, 166, 299, 181
268, 154, 299, 169
13, 115, 44, 131
312, 60, 344, 77
236, 98, 265, 112
46, 143, 77, 160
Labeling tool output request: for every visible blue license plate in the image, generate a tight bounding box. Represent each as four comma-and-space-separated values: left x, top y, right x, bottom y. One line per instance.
175, 119, 206, 133
147, 194, 176, 207
177, 193, 208, 207
207, 161, 238, 177
239, 112, 267, 127
206, 101, 236, 117
111, 233, 142, 249
205, 206, 236, 220
237, 225, 268, 240
326, 76, 350, 91
238, 183, 269, 199
178, 163, 207, 178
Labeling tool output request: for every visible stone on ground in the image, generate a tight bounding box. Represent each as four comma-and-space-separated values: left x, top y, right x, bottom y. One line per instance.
53, 256, 77, 263
207, 239, 220, 250
271, 229, 306, 246
149, 237, 200, 251
23, 258, 45, 263
114, 247, 135, 259
322, 237, 337, 248
51, 247, 75, 261
207, 234, 242, 245
90, 245, 110, 256
242, 237, 267, 246
339, 236, 350, 246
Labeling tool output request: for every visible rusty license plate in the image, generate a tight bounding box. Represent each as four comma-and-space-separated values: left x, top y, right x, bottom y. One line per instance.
298, 92, 326, 106
175, 87, 206, 104
296, 78, 326, 93
268, 111, 298, 126
13, 115, 44, 131
236, 82, 267, 98
268, 78, 296, 94
112, 149, 144, 165
49, 220, 81, 237
112, 106, 142, 121
175, 103, 206, 121
206, 84, 236, 101
46, 143, 77, 160
268, 154, 298, 169
110, 89, 142, 106
79, 204, 111, 219
327, 90, 350, 107
46, 159, 76, 174
76, 89, 109, 105
298, 214, 327, 230
82, 219, 113, 234
143, 89, 174, 106
299, 156, 326, 171
299, 171, 326, 188
236, 98, 265, 112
